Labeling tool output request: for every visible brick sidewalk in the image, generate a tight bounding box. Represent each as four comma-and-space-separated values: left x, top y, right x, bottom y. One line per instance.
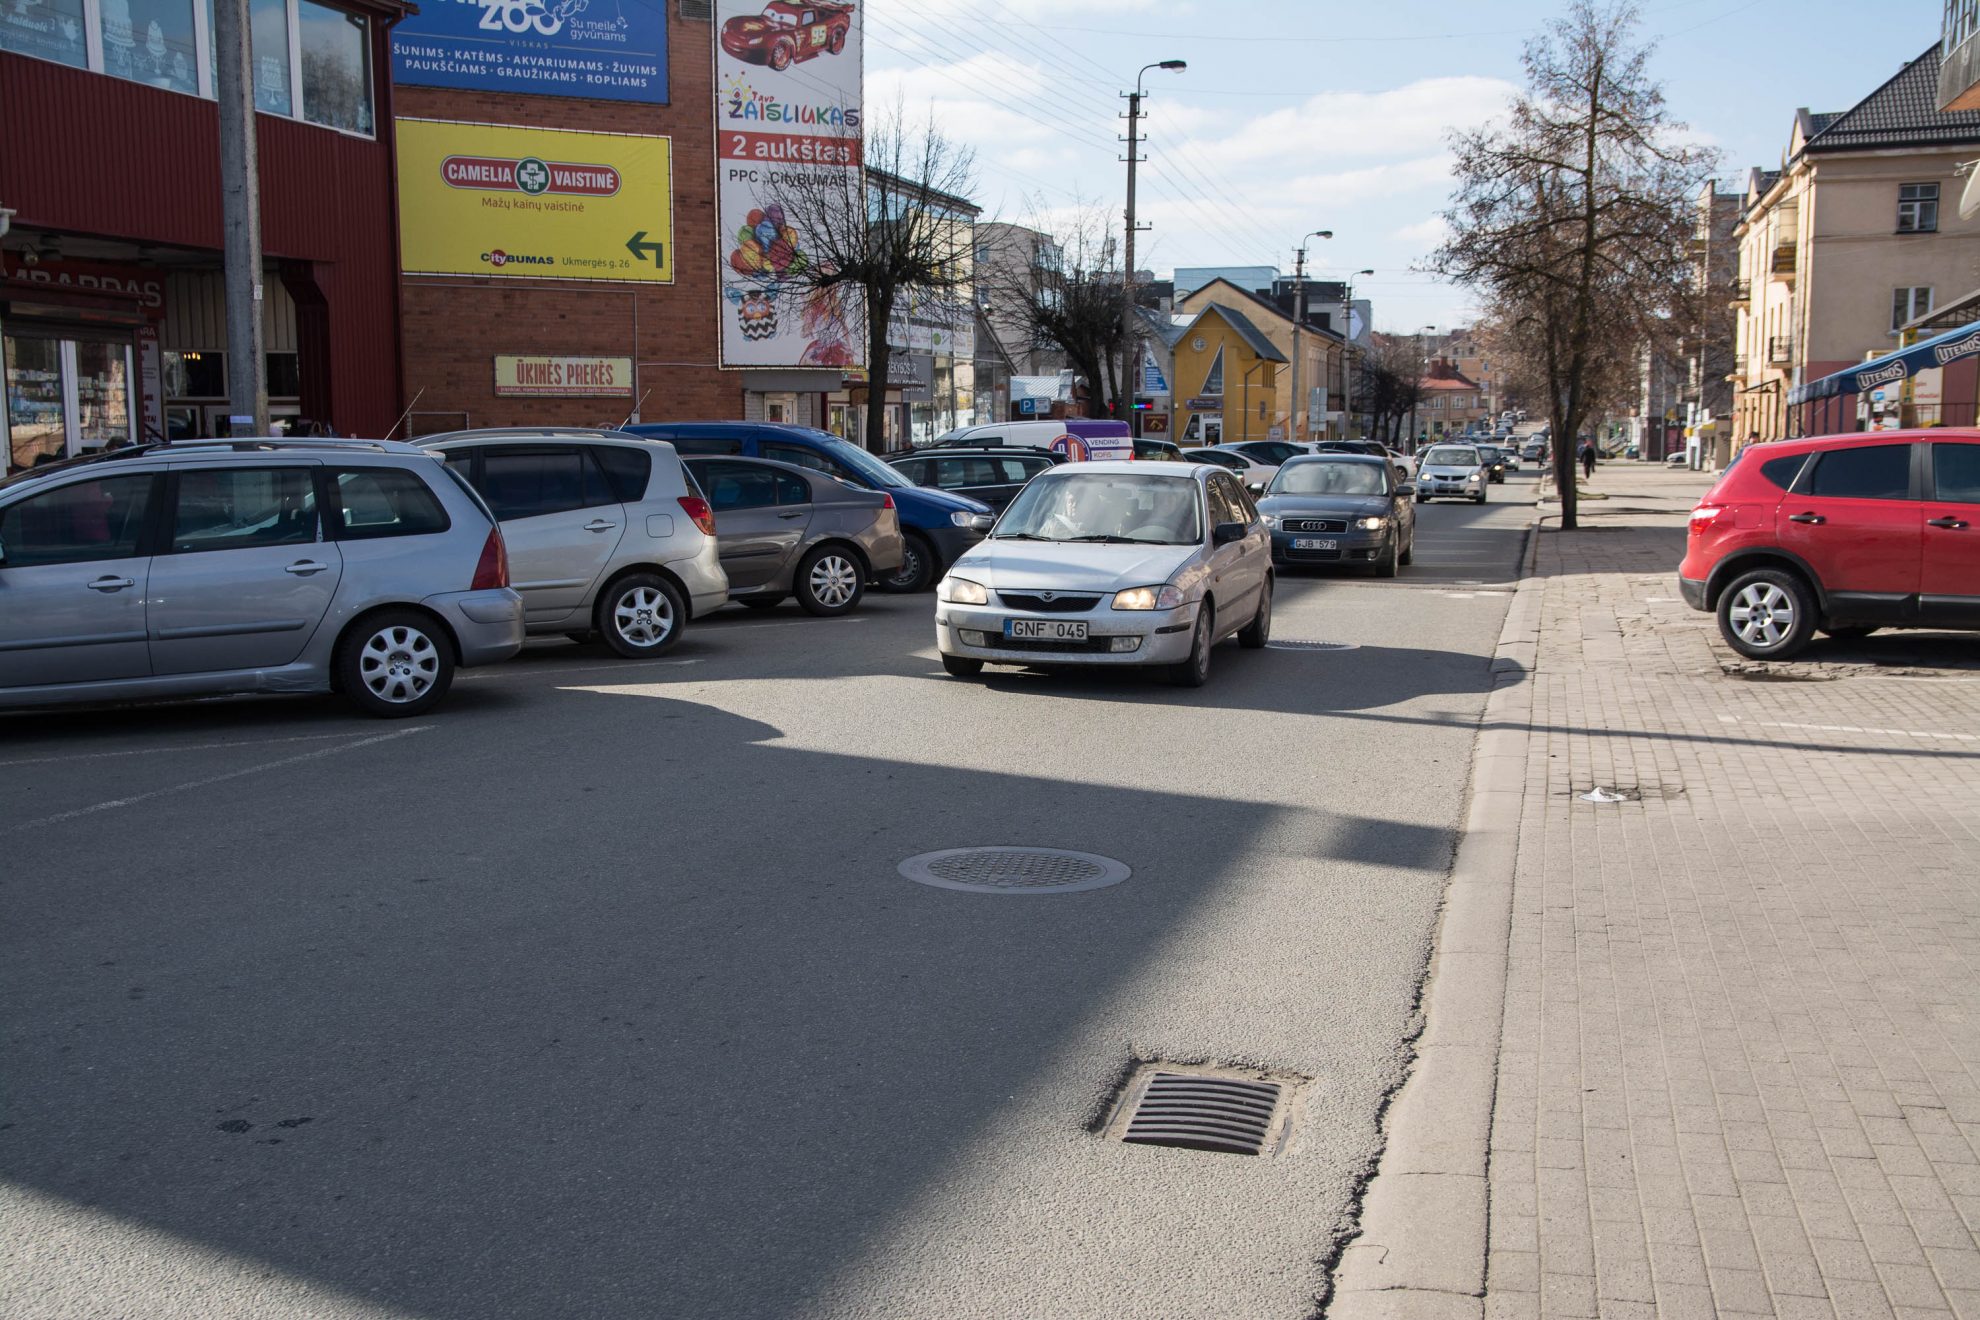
1486, 465, 1980, 1320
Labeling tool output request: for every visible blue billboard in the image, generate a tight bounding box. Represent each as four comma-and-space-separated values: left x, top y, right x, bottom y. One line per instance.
391, 0, 669, 104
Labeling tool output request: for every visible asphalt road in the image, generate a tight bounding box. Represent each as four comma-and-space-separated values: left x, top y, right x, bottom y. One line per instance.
2, 478, 1538, 1320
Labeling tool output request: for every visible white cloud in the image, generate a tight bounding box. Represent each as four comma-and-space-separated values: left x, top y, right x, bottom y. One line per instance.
1195, 77, 1518, 166
1392, 216, 1451, 248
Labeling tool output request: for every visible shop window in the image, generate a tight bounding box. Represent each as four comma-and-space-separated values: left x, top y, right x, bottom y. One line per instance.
0, 0, 89, 67
267, 351, 300, 397
202, 0, 296, 113
299, 1, 371, 134
73, 340, 133, 455
101, 0, 199, 96
164, 349, 226, 397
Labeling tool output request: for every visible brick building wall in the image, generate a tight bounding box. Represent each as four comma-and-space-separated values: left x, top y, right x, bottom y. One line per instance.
394, 9, 739, 433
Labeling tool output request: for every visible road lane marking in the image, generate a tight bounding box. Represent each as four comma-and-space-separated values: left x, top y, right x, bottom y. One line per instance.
3, 726, 431, 836
0, 729, 365, 769
1718, 715, 1978, 742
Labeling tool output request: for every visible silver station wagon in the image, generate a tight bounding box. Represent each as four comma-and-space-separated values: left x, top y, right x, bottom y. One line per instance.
0, 439, 524, 717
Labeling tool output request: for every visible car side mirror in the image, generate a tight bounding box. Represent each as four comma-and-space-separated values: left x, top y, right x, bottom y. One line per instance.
967, 513, 995, 534
1246, 481, 1264, 495
1213, 521, 1247, 546
1395, 483, 1414, 498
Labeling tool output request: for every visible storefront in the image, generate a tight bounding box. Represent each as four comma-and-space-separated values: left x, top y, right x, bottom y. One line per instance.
1, 0, 409, 473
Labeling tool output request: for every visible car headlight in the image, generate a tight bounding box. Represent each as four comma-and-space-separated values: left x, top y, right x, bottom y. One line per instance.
1262, 514, 1280, 530
950, 510, 977, 528
1354, 516, 1388, 531
1112, 584, 1185, 611
938, 576, 989, 605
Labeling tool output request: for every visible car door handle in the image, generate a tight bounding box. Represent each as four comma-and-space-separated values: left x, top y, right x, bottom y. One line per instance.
86, 575, 135, 592
777, 512, 804, 520
1787, 512, 1826, 525
584, 519, 618, 533
1927, 516, 1970, 529
284, 560, 331, 576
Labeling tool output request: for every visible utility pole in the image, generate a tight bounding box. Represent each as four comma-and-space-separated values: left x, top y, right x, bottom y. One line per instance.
1122, 60, 1184, 434
1288, 230, 1330, 442
213, 0, 268, 437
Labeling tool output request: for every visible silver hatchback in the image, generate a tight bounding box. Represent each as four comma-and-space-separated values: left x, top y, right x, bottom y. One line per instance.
415, 429, 729, 656
0, 439, 524, 717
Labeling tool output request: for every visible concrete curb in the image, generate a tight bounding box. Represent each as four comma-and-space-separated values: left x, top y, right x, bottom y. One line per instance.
1327, 510, 1543, 1320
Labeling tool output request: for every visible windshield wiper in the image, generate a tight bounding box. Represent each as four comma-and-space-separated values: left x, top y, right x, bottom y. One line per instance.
1065, 534, 1139, 544
991, 532, 1052, 541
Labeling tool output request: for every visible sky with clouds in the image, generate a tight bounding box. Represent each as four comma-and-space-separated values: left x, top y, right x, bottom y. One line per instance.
862, 0, 1943, 332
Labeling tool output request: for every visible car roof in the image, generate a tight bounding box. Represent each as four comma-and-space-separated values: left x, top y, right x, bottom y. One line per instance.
412, 427, 661, 449
1763, 428, 1980, 452
681, 452, 826, 479
0, 438, 440, 495
898, 445, 1061, 459
1283, 452, 1384, 465
1049, 460, 1205, 479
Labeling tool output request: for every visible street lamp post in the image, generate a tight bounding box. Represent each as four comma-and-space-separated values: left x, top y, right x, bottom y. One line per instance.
1339, 268, 1372, 438
1122, 59, 1185, 432
1287, 231, 1330, 441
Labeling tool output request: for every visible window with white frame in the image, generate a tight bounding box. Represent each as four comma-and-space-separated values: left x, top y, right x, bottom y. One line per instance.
1897, 183, 1940, 234
1893, 286, 1934, 332
0, 0, 371, 136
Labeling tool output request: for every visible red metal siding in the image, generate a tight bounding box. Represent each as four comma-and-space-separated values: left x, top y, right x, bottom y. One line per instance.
0, 50, 403, 436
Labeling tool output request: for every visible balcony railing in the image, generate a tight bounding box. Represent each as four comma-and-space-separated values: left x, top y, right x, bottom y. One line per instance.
1730, 355, 1749, 379
1768, 336, 1793, 365
1729, 278, 1752, 303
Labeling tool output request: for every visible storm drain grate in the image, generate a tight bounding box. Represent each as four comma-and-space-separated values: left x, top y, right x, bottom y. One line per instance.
1267, 640, 1359, 652
1120, 1072, 1286, 1156
898, 847, 1131, 895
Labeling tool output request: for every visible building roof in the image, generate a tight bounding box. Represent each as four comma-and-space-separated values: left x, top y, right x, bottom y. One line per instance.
1186, 304, 1289, 363
1183, 277, 1346, 343
1419, 374, 1482, 393
1803, 44, 1980, 152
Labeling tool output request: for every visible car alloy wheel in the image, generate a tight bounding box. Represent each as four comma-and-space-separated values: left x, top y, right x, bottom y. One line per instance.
880, 535, 933, 593
1727, 580, 1797, 650
808, 553, 859, 608
1171, 606, 1213, 687
613, 584, 675, 649
359, 623, 440, 705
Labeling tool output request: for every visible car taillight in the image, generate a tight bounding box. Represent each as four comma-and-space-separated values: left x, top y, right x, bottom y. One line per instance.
471, 527, 509, 590
678, 495, 717, 536
1688, 504, 1725, 533
882, 493, 895, 510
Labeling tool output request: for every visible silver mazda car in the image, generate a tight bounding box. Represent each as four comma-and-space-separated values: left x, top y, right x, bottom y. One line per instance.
933, 462, 1272, 687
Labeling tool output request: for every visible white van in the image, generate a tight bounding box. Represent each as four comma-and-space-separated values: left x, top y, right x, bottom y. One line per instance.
928, 421, 1135, 463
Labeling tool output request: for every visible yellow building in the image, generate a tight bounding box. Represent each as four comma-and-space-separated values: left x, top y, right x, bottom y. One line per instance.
1177, 278, 1347, 439
1171, 302, 1288, 444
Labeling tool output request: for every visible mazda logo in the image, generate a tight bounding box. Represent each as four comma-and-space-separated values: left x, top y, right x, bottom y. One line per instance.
1040, 591, 1056, 601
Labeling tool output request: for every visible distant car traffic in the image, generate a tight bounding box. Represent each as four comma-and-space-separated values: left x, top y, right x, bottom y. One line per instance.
888, 447, 1061, 511
1473, 443, 1509, 483
935, 462, 1272, 687
928, 420, 1135, 463
683, 456, 901, 615
1260, 454, 1415, 577
415, 428, 728, 657
623, 422, 989, 593
1679, 429, 1980, 660
0, 438, 523, 717
1416, 444, 1489, 503
1198, 444, 1279, 492
1313, 439, 1414, 484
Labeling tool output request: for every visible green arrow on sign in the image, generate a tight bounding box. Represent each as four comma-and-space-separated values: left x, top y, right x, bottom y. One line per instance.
626, 231, 664, 264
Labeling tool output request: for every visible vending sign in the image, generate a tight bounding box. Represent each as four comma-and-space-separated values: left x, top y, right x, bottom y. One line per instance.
391, 0, 669, 103
494, 355, 633, 397
715, 0, 864, 369
396, 120, 674, 284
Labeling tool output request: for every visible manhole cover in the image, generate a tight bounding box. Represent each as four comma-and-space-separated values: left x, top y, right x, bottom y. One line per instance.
1267, 640, 1359, 652
898, 847, 1131, 895
1118, 1071, 1288, 1156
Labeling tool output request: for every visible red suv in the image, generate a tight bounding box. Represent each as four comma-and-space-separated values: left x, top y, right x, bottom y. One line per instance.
1680, 429, 1980, 659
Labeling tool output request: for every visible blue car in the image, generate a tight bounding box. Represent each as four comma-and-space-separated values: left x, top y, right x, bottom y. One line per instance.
623, 422, 989, 592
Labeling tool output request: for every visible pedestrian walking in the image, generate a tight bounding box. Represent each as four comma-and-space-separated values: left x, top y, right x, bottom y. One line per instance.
1579, 438, 1596, 481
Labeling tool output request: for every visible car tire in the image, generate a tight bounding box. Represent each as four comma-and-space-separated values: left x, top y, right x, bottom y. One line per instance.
1399, 535, 1414, 567
738, 596, 785, 611
1170, 604, 1214, 688
878, 532, 935, 593
336, 609, 455, 719
1237, 579, 1272, 649
1373, 529, 1400, 578
1473, 491, 1487, 504
769, 41, 793, 71
941, 653, 984, 678
1820, 625, 1878, 640
828, 27, 845, 53
795, 545, 865, 616
1717, 567, 1816, 660
597, 572, 685, 658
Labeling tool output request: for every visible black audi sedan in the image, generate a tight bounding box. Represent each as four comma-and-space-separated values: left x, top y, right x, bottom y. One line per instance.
1257, 454, 1416, 577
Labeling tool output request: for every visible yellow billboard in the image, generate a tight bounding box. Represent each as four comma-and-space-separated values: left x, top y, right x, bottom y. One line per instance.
396, 119, 674, 284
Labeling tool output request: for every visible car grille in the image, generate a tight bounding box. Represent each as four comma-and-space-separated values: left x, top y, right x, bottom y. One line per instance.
997, 592, 1103, 613
1280, 518, 1346, 534
991, 636, 1117, 654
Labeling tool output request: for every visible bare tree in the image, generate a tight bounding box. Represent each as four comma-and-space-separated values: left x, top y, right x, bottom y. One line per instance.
772, 110, 977, 452
980, 206, 1128, 420
1359, 334, 1427, 446
1431, 0, 1714, 527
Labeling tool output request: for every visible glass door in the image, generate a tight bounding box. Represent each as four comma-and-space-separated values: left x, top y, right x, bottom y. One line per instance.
73, 339, 133, 459
4, 334, 68, 472
3, 332, 138, 475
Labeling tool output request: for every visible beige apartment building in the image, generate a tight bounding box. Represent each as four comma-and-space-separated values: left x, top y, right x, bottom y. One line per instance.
1732, 45, 1980, 444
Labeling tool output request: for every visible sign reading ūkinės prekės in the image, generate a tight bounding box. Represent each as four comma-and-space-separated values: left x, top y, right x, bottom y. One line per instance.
391, 0, 670, 104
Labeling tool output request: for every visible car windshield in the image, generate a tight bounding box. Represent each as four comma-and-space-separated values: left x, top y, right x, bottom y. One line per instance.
1424, 446, 1479, 466
995, 472, 1202, 544
814, 436, 911, 488
1270, 461, 1386, 496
